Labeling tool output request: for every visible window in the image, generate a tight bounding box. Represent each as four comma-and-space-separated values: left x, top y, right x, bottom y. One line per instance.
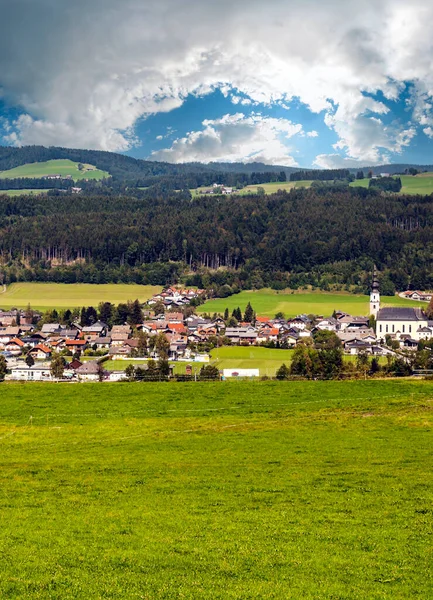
402, 325, 405, 333
392, 324, 395, 333
386, 325, 388, 333
380, 324, 382, 333
409, 325, 412, 333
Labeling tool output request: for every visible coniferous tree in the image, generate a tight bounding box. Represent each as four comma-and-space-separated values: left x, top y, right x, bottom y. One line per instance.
25, 354, 35, 367
244, 302, 254, 323
0, 355, 7, 381
276, 363, 290, 380
129, 299, 143, 325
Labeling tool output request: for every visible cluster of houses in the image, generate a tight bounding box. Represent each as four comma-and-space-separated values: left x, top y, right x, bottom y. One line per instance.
1, 277, 432, 382
147, 287, 206, 310
401, 290, 432, 302
197, 183, 235, 195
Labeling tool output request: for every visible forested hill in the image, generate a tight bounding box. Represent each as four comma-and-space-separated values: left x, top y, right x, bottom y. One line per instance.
0, 146, 298, 181
1, 145, 432, 182
0, 186, 431, 291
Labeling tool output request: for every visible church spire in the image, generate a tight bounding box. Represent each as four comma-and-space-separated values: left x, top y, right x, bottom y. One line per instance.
370, 265, 380, 318
372, 265, 380, 292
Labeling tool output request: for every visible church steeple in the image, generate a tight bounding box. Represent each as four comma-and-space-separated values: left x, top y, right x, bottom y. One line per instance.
370, 265, 380, 318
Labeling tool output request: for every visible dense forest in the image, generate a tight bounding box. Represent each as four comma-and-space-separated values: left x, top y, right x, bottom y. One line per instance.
290, 169, 354, 181
0, 177, 74, 191
0, 146, 296, 182
0, 185, 432, 292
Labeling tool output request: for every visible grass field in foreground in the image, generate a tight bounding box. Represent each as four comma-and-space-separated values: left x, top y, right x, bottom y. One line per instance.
0, 159, 109, 181
0, 283, 161, 311
0, 380, 432, 599
199, 289, 424, 318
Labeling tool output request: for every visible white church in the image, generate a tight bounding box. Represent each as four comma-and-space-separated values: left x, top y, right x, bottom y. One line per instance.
370, 267, 433, 342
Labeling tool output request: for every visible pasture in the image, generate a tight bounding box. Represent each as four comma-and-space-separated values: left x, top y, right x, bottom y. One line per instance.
191, 180, 312, 197
211, 345, 294, 375
198, 289, 424, 318
0, 283, 161, 311
350, 172, 433, 195
103, 348, 385, 377
0, 380, 432, 599
0, 188, 50, 197
239, 180, 313, 194
0, 159, 109, 181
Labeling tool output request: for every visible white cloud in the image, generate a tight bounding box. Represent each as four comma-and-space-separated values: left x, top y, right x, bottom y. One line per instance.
0, 0, 432, 160
151, 113, 301, 165
306, 131, 318, 138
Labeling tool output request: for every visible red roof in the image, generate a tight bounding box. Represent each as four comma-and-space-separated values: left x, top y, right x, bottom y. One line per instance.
31, 344, 51, 354
7, 337, 25, 347
256, 316, 270, 323
65, 339, 87, 346
168, 323, 187, 333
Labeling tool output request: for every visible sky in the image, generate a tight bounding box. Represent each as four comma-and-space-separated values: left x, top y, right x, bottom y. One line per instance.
1, 0, 433, 168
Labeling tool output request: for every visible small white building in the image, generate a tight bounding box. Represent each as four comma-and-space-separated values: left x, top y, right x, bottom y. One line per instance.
223, 368, 260, 378
75, 361, 101, 381
10, 365, 52, 381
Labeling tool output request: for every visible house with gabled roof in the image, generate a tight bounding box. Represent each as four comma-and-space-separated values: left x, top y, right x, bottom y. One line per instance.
5, 337, 25, 355
28, 344, 52, 360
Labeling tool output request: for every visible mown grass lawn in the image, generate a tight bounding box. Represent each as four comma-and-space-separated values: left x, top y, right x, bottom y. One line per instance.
210, 346, 294, 375
199, 289, 424, 318
0, 380, 432, 599
0, 283, 161, 311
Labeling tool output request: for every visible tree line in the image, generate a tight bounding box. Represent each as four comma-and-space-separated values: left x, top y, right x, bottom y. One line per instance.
0, 186, 432, 290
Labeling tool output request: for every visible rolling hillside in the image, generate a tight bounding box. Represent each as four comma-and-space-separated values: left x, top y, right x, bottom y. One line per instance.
350, 172, 433, 195
0, 159, 109, 181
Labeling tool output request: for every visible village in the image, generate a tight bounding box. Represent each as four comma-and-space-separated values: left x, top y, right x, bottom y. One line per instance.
0, 281, 432, 382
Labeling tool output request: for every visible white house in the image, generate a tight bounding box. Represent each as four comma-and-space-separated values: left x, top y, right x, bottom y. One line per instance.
75, 361, 102, 381
223, 368, 259, 378
376, 307, 428, 342
10, 365, 52, 381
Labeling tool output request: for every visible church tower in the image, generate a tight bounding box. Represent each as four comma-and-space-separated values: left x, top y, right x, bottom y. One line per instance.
370, 266, 380, 318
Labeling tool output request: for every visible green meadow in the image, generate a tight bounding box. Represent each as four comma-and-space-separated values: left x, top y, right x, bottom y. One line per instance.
350, 172, 433, 195
0, 188, 50, 197
191, 180, 312, 196
103, 348, 387, 377
0, 159, 109, 181
211, 346, 294, 375
199, 289, 424, 318
0, 380, 432, 599
0, 283, 161, 311
239, 180, 313, 194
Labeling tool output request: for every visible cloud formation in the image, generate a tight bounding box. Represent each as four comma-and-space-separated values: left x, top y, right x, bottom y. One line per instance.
151, 113, 302, 165
1, 0, 433, 163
